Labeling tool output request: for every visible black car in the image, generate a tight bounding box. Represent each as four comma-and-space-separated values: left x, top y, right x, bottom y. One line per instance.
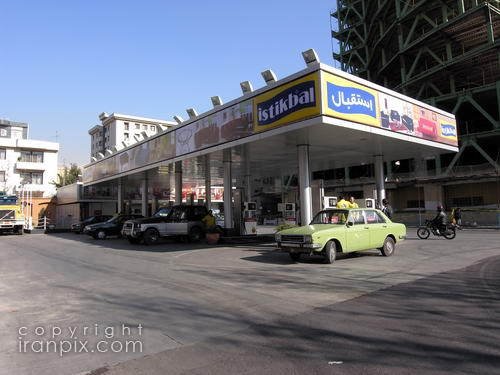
83, 214, 144, 240
71, 215, 113, 234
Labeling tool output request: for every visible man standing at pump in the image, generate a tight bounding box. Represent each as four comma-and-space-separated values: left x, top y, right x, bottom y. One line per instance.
349, 196, 359, 208
336, 196, 350, 209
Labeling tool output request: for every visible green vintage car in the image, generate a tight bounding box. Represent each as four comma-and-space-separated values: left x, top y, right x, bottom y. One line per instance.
275, 208, 406, 263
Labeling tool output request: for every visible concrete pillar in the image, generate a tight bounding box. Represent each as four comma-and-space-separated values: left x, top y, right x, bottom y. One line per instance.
175, 161, 182, 205
344, 166, 350, 185
141, 175, 148, 217
117, 178, 124, 213
151, 196, 158, 214
223, 149, 233, 229
297, 144, 312, 226
374, 155, 386, 203
244, 147, 252, 202
204, 155, 211, 209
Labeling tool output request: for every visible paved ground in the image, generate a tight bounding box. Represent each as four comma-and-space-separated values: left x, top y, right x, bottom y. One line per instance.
0, 230, 499, 374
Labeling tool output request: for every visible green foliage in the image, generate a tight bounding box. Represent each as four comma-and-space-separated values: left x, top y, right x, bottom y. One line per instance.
53, 164, 81, 188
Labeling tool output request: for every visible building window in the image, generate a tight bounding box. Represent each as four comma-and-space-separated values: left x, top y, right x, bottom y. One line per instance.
0, 148, 5, 160
142, 125, 147, 131
150, 125, 156, 132
135, 123, 140, 130
124, 122, 129, 130
20, 172, 43, 185
20, 151, 44, 163
124, 133, 129, 140
0, 171, 5, 182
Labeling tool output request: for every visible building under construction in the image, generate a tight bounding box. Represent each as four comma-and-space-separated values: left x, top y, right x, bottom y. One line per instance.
330, 0, 500, 218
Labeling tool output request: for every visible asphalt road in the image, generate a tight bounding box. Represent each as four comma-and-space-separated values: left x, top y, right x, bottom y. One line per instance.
0, 230, 499, 374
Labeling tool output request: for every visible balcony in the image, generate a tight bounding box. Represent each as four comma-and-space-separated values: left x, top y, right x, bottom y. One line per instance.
16, 161, 46, 171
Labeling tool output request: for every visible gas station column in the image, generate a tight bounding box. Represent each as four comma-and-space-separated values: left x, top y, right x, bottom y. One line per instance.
175, 161, 182, 205
374, 155, 386, 203
297, 144, 312, 226
205, 155, 211, 209
223, 149, 233, 230
244, 145, 251, 202
117, 178, 124, 213
141, 174, 148, 217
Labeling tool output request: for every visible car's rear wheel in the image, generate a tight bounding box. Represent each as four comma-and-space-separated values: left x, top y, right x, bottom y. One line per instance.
289, 252, 300, 262
380, 236, 395, 257
97, 230, 107, 240
324, 240, 337, 264
144, 228, 160, 245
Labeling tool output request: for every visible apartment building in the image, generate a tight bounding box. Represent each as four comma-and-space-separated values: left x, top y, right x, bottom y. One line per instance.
0, 119, 59, 198
89, 112, 175, 160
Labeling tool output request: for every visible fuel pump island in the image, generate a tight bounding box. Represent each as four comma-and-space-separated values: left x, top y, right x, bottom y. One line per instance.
83, 53, 457, 236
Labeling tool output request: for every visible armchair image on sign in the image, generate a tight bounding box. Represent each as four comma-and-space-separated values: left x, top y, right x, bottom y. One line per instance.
253, 73, 321, 133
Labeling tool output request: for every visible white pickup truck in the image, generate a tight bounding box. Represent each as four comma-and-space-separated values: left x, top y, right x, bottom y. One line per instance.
121, 205, 208, 245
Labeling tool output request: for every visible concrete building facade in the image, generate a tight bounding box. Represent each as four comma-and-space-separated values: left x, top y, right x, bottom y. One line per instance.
89, 112, 175, 160
0, 119, 59, 198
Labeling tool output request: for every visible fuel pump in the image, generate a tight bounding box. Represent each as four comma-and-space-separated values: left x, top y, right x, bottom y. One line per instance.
243, 202, 257, 235
283, 203, 296, 226
323, 196, 338, 209
365, 198, 376, 208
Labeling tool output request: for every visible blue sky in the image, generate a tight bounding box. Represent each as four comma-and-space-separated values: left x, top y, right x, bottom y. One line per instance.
0, 1, 337, 165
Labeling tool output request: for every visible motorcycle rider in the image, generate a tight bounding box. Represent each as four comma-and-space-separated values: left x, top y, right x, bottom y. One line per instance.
432, 205, 447, 235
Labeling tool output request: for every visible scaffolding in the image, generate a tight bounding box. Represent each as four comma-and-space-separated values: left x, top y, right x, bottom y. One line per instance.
331, 0, 500, 207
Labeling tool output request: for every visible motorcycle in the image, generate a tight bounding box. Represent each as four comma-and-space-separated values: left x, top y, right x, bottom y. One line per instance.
417, 219, 456, 240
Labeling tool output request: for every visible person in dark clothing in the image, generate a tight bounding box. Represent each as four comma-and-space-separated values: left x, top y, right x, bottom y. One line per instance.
452, 207, 462, 229
432, 205, 447, 234
381, 198, 393, 219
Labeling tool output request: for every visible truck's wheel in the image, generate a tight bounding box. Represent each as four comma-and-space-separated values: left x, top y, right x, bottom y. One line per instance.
97, 230, 107, 240
144, 228, 160, 245
188, 227, 202, 242
289, 252, 300, 262
324, 240, 337, 264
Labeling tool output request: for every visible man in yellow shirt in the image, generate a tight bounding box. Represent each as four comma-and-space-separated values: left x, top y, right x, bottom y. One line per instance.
336, 196, 350, 209
202, 210, 216, 230
349, 196, 359, 208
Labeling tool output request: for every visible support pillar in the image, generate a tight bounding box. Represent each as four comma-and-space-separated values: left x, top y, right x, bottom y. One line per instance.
175, 161, 182, 205
117, 178, 124, 213
374, 155, 386, 204
141, 175, 148, 217
344, 166, 350, 186
204, 155, 211, 209
244, 146, 252, 202
297, 144, 312, 226
223, 149, 233, 229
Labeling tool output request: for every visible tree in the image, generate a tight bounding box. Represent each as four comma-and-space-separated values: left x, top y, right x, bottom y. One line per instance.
53, 164, 81, 188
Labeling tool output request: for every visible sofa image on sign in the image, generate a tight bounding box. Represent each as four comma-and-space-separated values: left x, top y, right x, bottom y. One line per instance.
194, 124, 219, 148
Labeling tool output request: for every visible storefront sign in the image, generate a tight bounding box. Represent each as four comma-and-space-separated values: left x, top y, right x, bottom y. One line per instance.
253, 73, 320, 133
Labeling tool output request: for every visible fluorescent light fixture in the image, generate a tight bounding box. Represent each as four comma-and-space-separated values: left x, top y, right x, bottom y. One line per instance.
211, 96, 223, 107
105, 149, 113, 156
186, 108, 198, 119
90, 157, 97, 162
240, 81, 253, 94
261, 69, 277, 85
301, 48, 320, 66
173, 115, 184, 124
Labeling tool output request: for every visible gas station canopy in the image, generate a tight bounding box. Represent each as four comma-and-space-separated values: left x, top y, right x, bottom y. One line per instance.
83, 62, 458, 187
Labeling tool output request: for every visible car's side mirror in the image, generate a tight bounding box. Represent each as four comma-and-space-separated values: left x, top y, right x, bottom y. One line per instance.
346, 221, 354, 227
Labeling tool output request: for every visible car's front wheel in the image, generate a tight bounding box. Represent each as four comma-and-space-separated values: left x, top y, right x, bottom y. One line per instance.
97, 230, 107, 240
380, 236, 395, 256
144, 228, 160, 245
289, 252, 300, 262
324, 240, 337, 264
